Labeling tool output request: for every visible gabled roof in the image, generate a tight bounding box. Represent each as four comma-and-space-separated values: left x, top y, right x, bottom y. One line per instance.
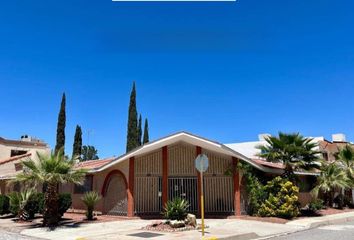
75, 157, 115, 170
88, 131, 289, 174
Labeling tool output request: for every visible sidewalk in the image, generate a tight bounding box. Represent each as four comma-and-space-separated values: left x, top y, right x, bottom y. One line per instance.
286, 211, 354, 229
20, 219, 302, 240
10, 211, 354, 240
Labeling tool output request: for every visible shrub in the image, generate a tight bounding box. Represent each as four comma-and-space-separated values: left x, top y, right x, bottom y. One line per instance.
0, 195, 10, 215
58, 193, 72, 217
257, 177, 300, 219
163, 198, 189, 221
8, 192, 20, 216
25, 193, 44, 219
308, 199, 324, 213
8, 189, 35, 220
245, 174, 267, 215
82, 191, 101, 220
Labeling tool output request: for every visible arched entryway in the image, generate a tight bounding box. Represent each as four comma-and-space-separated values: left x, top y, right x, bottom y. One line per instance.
101, 170, 128, 216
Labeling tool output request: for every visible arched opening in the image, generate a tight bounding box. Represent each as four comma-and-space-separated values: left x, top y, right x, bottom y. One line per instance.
101, 170, 128, 216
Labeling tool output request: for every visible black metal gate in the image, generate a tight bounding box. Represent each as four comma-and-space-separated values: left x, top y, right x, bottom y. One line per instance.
168, 177, 198, 213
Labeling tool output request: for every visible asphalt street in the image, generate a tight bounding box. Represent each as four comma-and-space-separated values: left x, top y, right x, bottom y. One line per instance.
268, 220, 354, 240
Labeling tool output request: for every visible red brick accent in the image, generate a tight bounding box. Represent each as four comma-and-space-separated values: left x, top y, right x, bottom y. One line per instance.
233, 157, 241, 216
162, 146, 168, 207
101, 170, 127, 197
196, 146, 202, 215
127, 157, 135, 217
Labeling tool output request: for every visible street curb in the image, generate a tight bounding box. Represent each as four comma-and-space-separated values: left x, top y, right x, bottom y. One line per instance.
255, 213, 354, 240
217, 232, 259, 240
307, 215, 354, 228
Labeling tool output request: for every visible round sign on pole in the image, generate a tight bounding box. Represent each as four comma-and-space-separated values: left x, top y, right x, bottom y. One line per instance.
195, 154, 209, 173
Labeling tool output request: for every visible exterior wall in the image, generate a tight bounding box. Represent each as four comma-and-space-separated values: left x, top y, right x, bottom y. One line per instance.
0, 143, 50, 160
0, 158, 27, 182
132, 141, 236, 215
202, 149, 234, 213
134, 149, 162, 214
62, 160, 129, 214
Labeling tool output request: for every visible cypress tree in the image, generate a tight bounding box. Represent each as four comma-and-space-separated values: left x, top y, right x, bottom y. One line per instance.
143, 118, 149, 144
126, 82, 139, 152
72, 125, 82, 159
55, 93, 66, 154
137, 114, 142, 146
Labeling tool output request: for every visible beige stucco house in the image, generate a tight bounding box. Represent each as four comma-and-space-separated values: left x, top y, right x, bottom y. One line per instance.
63, 132, 350, 217
0, 135, 50, 193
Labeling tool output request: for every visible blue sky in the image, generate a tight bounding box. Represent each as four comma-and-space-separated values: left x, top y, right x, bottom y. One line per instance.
0, 0, 353, 158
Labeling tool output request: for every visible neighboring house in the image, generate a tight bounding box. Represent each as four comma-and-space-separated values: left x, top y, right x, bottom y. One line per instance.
0, 135, 50, 194
63, 131, 331, 217
226, 133, 354, 209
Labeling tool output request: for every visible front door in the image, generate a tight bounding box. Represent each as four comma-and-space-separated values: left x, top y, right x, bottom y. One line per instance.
168, 177, 198, 213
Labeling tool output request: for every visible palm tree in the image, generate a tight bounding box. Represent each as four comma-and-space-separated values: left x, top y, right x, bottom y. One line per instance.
335, 145, 354, 185
15, 149, 86, 226
258, 132, 321, 181
82, 191, 101, 220
312, 162, 350, 207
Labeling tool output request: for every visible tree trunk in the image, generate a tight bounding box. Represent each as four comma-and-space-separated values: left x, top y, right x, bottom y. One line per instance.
43, 183, 59, 226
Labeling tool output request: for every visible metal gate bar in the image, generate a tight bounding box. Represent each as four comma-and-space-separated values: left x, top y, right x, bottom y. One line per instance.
168, 177, 198, 213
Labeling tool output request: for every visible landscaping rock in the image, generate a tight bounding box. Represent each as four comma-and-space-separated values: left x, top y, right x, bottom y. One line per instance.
186, 213, 197, 227
169, 220, 185, 228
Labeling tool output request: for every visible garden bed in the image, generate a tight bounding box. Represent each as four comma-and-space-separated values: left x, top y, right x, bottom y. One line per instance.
142, 221, 207, 232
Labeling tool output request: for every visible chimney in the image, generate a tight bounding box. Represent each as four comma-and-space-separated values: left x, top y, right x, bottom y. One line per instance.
258, 133, 271, 141
332, 133, 346, 142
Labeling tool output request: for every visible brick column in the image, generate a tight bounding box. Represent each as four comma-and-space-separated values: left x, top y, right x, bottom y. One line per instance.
233, 157, 241, 216
162, 146, 168, 207
196, 146, 202, 216
127, 157, 135, 217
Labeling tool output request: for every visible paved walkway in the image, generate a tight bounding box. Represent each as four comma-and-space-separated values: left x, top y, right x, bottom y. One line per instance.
286, 211, 354, 228
20, 219, 302, 240
1, 211, 354, 240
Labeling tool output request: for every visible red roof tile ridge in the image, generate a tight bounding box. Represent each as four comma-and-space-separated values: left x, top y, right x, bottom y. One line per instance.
0, 153, 32, 165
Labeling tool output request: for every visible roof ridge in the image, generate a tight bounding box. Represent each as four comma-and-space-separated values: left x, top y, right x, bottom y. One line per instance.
0, 153, 32, 165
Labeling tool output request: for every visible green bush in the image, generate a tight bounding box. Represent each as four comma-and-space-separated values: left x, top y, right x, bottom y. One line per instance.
0, 195, 10, 215
244, 174, 267, 215
8, 192, 20, 216
25, 193, 44, 219
308, 199, 324, 213
163, 197, 189, 221
58, 193, 72, 217
257, 177, 300, 219
8, 189, 35, 220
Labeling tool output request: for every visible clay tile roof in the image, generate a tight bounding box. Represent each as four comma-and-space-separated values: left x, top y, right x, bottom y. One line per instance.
75, 157, 116, 170
252, 158, 285, 169
0, 153, 32, 165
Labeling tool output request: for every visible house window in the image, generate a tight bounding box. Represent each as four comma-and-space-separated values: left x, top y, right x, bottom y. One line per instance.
74, 175, 93, 194
322, 152, 329, 161
11, 150, 27, 157
14, 163, 23, 171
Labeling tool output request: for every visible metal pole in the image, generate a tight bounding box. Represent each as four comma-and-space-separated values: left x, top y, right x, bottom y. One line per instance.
201, 170, 205, 238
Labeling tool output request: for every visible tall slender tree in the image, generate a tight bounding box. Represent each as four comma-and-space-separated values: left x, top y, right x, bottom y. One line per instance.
72, 125, 83, 159
143, 118, 149, 144
55, 93, 66, 154
137, 114, 142, 146
126, 82, 139, 152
